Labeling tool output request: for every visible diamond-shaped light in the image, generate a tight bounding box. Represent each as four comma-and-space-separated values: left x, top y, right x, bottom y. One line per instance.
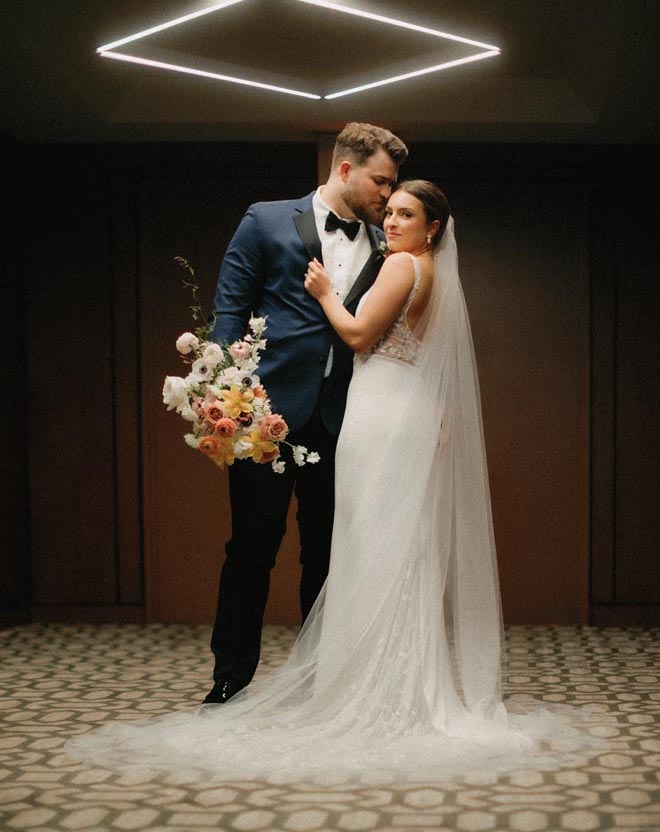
97, 0, 500, 100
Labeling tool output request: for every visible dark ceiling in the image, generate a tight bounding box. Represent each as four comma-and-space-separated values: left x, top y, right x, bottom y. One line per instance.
2, 0, 658, 144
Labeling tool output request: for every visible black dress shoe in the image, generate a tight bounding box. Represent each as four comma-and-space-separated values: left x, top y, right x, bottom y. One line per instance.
202, 678, 244, 705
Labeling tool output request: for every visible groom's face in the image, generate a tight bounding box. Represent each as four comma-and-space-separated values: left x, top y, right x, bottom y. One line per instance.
342, 149, 399, 226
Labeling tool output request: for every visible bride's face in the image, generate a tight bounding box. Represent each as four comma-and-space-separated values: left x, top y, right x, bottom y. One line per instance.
383, 191, 437, 253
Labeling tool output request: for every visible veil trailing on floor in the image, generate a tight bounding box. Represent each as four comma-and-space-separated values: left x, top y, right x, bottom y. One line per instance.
66, 219, 603, 784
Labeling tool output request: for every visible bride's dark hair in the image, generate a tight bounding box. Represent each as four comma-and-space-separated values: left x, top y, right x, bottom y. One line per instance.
393, 180, 450, 248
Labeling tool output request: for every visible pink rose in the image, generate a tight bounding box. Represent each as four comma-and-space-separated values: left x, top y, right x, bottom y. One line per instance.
229, 340, 251, 360
191, 395, 205, 418
202, 399, 226, 426
260, 414, 289, 441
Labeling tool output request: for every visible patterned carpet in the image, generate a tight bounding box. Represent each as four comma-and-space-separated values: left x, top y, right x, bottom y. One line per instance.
0, 624, 658, 831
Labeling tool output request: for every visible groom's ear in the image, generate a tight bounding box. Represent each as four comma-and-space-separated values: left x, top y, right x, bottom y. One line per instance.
338, 160, 352, 182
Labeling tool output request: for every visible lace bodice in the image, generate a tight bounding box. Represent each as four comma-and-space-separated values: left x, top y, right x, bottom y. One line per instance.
367, 253, 421, 365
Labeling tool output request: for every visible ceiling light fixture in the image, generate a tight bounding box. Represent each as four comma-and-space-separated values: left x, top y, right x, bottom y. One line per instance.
97, 0, 500, 100
325, 51, 501, 100
296, 0, 500, 52
99, 50, 322, 99
97, 0, 248, 53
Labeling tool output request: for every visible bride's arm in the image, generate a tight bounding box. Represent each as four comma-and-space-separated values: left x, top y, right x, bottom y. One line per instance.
305, 253, 415, 351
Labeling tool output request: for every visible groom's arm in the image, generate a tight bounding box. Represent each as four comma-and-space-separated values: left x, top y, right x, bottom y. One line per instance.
209, 206, 266, 345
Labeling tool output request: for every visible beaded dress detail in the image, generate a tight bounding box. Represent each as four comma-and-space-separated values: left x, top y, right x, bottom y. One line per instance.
365, 252, 421, 365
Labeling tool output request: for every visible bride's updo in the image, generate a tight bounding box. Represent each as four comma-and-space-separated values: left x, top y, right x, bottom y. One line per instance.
392, 180, 450, 248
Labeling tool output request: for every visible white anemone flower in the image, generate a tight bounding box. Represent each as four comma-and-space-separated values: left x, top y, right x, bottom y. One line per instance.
189, 358, 213, 383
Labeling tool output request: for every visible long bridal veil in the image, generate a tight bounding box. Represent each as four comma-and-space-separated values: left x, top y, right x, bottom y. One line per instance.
67, 219, 603, 784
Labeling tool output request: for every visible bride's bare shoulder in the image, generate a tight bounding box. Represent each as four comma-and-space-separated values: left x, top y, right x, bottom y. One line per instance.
379, 251, 416, 280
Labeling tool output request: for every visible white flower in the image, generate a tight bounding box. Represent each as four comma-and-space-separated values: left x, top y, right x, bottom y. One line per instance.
162, 376, 189, 412
234, 439, 252, 458
237, 358, 258, 374
202, 342, 224, 366
237, 373, 260, 392
183, 433, 199, 448
176, 332, 200, 355
272, 459, 286, 474
306, 452, 320, 464
217, 366, 243, 386
189, 357, 213, 383
249, 316, 267, 333
180, 404, 197, 422
292, 445, 307, 467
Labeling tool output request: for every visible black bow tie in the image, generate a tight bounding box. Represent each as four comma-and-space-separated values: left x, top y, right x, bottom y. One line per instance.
325, 211, 361, 241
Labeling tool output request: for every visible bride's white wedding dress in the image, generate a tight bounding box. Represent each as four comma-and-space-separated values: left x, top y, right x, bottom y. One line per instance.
67, 220, 602, 784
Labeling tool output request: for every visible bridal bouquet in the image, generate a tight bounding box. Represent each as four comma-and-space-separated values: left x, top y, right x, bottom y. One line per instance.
162, 259, 319, 473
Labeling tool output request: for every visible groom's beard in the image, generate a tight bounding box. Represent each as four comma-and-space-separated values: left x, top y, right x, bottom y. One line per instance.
344, 191, 387, 227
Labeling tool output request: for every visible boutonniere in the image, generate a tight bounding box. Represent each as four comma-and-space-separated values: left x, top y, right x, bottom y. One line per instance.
377, 241, 389, 257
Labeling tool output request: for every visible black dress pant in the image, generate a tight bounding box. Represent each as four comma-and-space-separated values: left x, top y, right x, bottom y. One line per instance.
210, 404, 337, 685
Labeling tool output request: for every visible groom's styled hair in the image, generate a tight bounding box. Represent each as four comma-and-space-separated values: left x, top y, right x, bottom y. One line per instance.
332, 122, 408, 168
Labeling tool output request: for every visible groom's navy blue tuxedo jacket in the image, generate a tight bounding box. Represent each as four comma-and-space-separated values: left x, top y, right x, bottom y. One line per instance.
210, 192, 385, 435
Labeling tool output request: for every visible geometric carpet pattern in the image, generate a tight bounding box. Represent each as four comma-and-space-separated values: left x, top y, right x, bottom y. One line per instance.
0, 624, 658, 831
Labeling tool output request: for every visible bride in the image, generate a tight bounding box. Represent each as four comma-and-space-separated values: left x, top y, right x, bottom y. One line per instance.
67, 181, 599, 784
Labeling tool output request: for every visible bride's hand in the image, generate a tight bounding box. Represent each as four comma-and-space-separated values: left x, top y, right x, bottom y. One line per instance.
304, 258, 333, 300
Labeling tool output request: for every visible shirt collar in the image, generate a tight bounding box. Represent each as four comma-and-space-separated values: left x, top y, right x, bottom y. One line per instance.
314, 187, 361, 224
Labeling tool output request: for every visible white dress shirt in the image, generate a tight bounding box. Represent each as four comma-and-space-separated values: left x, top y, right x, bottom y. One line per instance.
312, 188, 373, 375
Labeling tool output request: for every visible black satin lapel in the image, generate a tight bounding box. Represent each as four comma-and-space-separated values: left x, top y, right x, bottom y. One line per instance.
365, 222, 380, 249
294, 209, 323, 265
344, 249, 382, 309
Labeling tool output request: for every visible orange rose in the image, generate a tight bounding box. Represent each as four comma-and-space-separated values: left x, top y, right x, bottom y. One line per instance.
253, 385, 267, 399
260, 414, 289, 441
198, 435, 222, 457
214, 417, 236, 438
198, 435, 235, 467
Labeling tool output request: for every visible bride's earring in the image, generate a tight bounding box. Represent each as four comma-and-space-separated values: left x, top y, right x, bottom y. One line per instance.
426, 235, 432, 246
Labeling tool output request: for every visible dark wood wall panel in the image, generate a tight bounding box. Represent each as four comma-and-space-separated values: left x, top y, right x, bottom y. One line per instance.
589, 174, 618, 604
110, 180, 144, 606
25, 160, 118, 607
614, 165, 660, 603
463, 179, 590, 625
1, 143, 30, 624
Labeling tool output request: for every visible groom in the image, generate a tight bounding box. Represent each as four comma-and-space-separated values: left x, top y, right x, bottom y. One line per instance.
204, 123, 408, 704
